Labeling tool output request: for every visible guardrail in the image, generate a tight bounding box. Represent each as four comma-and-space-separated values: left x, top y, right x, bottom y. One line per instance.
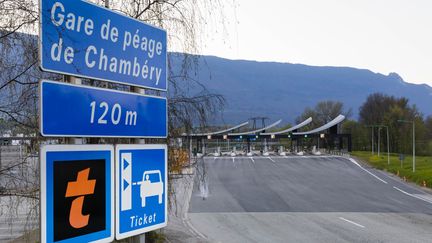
328, 150, 351, 157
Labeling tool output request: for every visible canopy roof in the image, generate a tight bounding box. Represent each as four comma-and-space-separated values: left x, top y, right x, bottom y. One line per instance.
293, 115, 345, 135
187, 121, 249, 136
229, 120, 282, 136
261, 117, 312, 135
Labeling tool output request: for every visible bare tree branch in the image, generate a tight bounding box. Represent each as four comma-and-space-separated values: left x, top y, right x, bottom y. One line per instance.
0, 61, 37, 91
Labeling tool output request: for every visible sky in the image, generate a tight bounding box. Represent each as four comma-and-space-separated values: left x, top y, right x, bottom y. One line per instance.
199, 0, 432, 86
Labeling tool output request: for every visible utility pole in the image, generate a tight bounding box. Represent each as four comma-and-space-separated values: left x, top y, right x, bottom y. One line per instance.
367, 125, 390, 163
398, 120, 415, 172
365, 125, 374, 155
379, 125, 390, 165
377, 127, 381, 156
385, 126, 390, 165
372, 127, 374, 155
413, 122, 415, 172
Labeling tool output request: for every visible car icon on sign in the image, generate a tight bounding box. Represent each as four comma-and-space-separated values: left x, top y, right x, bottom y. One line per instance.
138, 170, 163, 207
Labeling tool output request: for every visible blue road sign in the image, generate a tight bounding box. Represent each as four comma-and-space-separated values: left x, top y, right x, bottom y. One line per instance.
40, 80, 167, 138
115, 144, 167, 239
40, 0, 167, 91
40, 145, 114, 243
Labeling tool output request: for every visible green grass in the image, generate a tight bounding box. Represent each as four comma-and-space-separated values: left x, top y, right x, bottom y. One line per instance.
352, 151, 432, 189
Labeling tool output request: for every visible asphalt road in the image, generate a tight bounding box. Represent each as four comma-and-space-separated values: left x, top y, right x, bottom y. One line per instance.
188, 156, 432, 242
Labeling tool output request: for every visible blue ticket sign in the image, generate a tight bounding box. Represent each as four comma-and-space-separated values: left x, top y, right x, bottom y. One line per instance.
115, 144, 167, 239
40, 144, 114, 243
40, 80, 167, 138
39, 0, 167, 91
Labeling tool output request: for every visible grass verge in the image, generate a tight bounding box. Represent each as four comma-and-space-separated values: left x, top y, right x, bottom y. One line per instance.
352, 151, 432, 189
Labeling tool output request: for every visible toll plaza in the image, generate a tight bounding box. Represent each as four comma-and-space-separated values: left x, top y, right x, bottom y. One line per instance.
183, 115, 351, 157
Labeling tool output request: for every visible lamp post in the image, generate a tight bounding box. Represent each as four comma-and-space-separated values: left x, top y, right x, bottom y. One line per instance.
397, 120, 415, 172
366, 125, 390, 165
379, 125, 390, 165
384, 126, 390, 165
372, 127, 374, 155
365, 125, 375, 155
378, 127, 381, 156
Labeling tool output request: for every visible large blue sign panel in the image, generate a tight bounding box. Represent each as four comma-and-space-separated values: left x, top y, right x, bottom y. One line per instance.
40, 0, 167, 91
40, 80, 167, 138
40, 145, 114, 243
115, 144, 167, 239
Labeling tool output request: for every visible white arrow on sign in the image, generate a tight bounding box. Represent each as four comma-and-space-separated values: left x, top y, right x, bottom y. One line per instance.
121, 153, 132, 211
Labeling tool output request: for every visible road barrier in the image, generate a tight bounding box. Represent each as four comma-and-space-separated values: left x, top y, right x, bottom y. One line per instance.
328, 150, 351, 158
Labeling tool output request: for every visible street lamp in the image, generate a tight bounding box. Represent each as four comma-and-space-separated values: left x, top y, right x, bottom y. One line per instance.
397, 119, 415, 172
366, 124, 390, 165
379, 125, 390, 165
378, 127, 381, 156
365, 125, 376, 155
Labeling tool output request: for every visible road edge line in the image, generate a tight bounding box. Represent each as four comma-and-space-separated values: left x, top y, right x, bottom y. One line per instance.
180, 162, 208, 240
393, 186, 432, 204
349, 158, 388, 184
339, 217, 365, 228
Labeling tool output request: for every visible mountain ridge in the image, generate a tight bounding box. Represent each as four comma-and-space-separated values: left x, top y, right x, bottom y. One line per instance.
174, 54, 432, 124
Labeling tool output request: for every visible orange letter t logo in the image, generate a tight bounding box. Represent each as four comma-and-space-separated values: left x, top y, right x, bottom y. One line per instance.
65, 168, 96, 228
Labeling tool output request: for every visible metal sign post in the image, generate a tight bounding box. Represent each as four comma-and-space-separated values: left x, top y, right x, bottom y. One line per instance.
132, 84, 147, 243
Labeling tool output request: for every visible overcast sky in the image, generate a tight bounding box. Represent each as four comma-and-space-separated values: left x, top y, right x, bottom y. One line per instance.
199, 0, 432, 86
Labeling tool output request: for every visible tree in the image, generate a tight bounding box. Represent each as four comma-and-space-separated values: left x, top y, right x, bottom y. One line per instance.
296, 100, 352, 130
424, 116, 432, 140
342, 120, 369, 151
0, 0, 229, 133
358, 93, 427, 155
359, 93, 412, 125
424, 116, 432, 156
0, 0, 231, 239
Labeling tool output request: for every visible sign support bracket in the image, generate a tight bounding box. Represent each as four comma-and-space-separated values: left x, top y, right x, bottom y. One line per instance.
66, 75, 84, 145
131, 86, 146, 243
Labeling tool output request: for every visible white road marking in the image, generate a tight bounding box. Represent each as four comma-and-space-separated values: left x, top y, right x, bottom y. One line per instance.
339, 217, 365, 228
375, 169, 430, 195
349, 158, 387, 184
250, 158, 255, 164
268, 157, 276, 163
393, 186, 432, 204
414, 194, 432, 203
232, 157, 236, 167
